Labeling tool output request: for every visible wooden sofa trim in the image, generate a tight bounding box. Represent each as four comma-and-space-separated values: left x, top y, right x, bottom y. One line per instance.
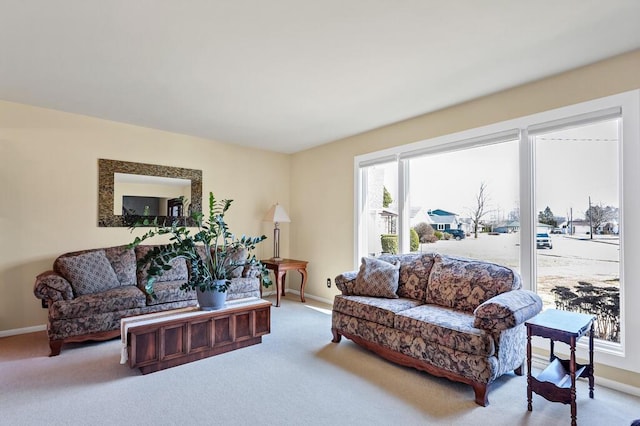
332, 327, 522, 406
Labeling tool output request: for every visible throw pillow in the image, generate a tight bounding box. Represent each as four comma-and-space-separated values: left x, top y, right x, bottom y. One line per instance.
104, 246, 136, 286
351, 257, 400, 298
222, 245, 247, 279
57, 250, 121, 296
380, 253, 435, 300
135, 245, 188, 284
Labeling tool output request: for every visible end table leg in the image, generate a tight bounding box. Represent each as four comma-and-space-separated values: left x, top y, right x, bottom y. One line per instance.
275, 271, 285, 307
282, 272, 287, 296
527, 327, 532, 411
570, 336, 577, 426
589, 321, 595, 398
298, 268, 307, 303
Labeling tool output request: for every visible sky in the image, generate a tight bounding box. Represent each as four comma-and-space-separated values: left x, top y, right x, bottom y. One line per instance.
409, 141, 519, 222
380, 118, 619, 223
535, 119, 618, 221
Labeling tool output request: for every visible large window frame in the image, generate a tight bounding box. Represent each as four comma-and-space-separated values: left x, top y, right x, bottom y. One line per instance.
354, 90, 640, 374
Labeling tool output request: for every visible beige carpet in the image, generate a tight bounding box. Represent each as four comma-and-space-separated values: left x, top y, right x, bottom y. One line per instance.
1, 296, 638, 425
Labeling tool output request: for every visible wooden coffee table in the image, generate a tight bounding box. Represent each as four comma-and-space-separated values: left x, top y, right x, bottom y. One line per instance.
121, 297, 271, 374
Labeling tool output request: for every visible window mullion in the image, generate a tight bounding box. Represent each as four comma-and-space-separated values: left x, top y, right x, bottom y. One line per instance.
398, 159, 409, 254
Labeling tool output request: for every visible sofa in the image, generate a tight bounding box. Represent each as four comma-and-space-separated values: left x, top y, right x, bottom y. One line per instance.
331, 253, 543, 406
33, 245, 261, 356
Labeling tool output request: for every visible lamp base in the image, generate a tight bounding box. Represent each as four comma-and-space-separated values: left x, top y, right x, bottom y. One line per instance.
271, 257, 283, 261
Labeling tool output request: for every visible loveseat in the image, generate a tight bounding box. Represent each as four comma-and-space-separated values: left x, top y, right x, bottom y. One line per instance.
33, 245, 260, 356
331, 253, 542, 406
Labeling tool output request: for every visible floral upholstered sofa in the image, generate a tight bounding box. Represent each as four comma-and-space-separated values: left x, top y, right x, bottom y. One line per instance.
331, 253, 542, 406
33, 245, 260, 356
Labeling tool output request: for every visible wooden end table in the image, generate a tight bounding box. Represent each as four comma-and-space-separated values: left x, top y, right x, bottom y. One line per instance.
525, 309, 596, 426
261, 258, 308, 307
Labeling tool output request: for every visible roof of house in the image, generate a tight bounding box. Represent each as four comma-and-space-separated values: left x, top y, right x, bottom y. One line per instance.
428, 209, 458, 217
379, 208, 398, 217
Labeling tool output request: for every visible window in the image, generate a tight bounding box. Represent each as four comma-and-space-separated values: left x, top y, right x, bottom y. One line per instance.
358, 159, 398, 258
407, 138, 520, 271
532, 116, 621, 343
355, 90, 639, 372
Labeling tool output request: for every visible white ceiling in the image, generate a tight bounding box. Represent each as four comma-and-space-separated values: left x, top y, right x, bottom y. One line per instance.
2, 1, 640, 154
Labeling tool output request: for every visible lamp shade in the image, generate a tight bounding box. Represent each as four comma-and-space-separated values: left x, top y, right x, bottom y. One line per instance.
263, 203, 291, 223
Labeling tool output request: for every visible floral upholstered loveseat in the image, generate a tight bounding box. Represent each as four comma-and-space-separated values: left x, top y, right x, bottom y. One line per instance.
33, 245, 260, 356
331, 253, 542, 406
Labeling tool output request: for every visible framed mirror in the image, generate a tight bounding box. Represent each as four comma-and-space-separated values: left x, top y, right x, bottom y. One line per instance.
98, 159, 202, 227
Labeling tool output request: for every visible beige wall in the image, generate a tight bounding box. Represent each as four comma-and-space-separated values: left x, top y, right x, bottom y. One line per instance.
290, 49, 640, 388
0, 101, 290, 332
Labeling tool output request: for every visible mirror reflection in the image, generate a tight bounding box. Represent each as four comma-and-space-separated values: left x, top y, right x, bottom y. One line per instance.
114, 173, 191, 217
98, 159, 202, 227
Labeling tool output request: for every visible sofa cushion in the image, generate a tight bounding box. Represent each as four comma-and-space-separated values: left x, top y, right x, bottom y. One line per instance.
333, 295, 423, 328
395, 304, 495, 357
104, 246, 137, 286
49, 285, 146, 319
474, 289, 543, 331
144, 280, 196, 306
135, 245, 189, 286
57, 250, 121, 296
426, 255, 519, 313
350, 257, 400, 298
380, 253, 435, 300
227, 277, 260, 299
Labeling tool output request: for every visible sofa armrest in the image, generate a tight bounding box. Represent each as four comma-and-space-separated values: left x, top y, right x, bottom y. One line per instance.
335, 271, 358, 294
473, 290, 542, 332
33, 271, 74, 303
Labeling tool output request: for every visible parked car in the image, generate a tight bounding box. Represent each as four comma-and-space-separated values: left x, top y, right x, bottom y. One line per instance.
446, 229, 466, 240
536, 232, 553, 249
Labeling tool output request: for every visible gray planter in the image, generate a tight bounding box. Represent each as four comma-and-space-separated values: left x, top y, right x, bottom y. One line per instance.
196, 285, 227, 310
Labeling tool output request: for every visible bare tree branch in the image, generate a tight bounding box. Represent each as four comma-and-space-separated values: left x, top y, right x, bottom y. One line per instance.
469, 182, 489, 239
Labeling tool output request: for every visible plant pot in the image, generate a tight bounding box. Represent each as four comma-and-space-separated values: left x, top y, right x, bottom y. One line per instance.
196, 285, 227, 311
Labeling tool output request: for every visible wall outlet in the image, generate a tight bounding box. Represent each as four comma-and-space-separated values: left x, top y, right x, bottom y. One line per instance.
326, 278, 331, 288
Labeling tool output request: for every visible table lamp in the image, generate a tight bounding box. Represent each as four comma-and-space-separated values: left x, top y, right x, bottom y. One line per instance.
263, 203, 290, 260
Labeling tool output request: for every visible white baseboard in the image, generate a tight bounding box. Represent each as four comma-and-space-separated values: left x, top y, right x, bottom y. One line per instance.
0, 324, 46, 338
531, 353, 640, 397
281, 289, 334, 306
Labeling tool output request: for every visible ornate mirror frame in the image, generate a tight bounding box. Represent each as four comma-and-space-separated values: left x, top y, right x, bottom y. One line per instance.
98, 159, 203, 227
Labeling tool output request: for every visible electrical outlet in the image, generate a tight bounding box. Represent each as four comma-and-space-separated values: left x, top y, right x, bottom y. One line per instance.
326, 278, 331, 288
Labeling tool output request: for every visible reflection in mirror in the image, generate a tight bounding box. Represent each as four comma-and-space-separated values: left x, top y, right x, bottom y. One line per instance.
114, 173, 191, 217
98, 159, 202, 227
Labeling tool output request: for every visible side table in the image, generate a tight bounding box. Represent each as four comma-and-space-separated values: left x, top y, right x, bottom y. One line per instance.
261, 258, 308, 307
525, 309, 596, 426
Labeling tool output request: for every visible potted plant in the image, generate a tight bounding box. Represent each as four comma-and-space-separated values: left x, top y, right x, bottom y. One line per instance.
128, 192, 272, 310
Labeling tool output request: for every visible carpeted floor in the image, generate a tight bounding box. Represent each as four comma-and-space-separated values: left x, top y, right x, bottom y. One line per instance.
1, 296, 638, 425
